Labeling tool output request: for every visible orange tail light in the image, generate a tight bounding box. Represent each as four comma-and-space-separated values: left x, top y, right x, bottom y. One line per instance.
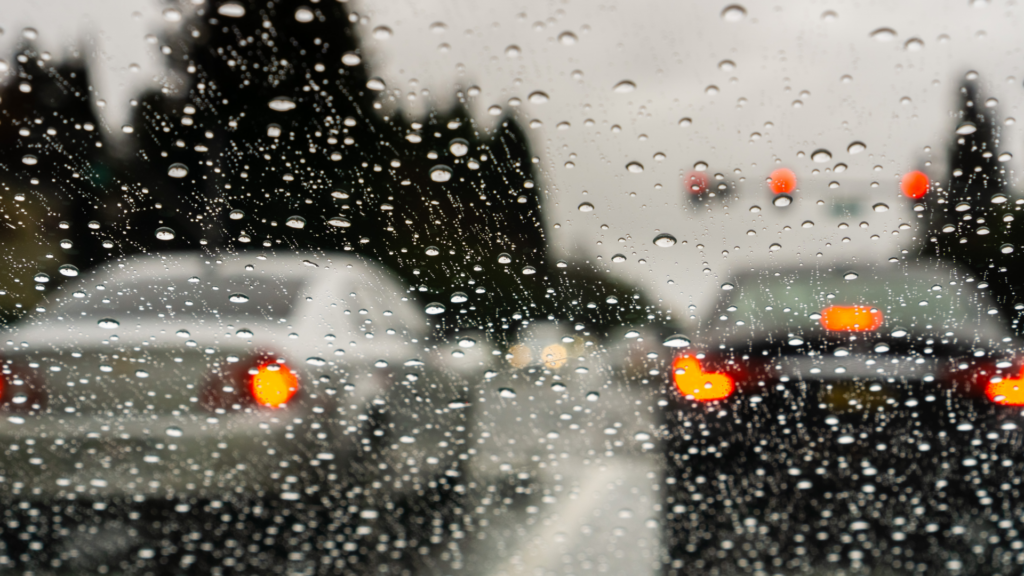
672, 354, 735, 402
985, 368, 1024, 406
250, 361, 299, 408
819, 305, 883, 332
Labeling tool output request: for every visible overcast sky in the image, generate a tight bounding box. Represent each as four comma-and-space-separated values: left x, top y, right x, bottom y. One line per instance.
2, 0, 1023, 322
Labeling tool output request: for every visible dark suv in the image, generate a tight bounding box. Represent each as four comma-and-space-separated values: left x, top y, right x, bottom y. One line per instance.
661, 260, 1024, 575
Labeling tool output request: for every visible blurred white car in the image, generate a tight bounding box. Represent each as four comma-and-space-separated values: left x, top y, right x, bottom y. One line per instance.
0, 251, 460, 503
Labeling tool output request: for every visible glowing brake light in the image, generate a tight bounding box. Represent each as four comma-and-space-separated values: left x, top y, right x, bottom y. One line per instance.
768, 168, 796, 194
985, 368, 1024, 406
684, 171, 709, 195
819, 305, 883, 332
900, 170, 930, 200
250, 362, 299, 408
672, 355, 735, 402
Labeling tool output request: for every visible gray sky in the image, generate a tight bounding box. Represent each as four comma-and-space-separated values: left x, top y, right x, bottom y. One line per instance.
3, 0, 1023, 322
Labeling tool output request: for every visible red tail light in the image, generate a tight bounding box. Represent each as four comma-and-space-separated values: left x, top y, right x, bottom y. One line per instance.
671, 354, 735, 402
984, 367, 1024, 406
201, 354, 299, 411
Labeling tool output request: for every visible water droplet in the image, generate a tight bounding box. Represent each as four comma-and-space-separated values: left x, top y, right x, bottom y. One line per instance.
810, 149, 832, 163
294, 7, 314, 22
366, 78, 386, 91
788, 338, 805, 346
586, 392, 600, 401
749, 205, 761, 213
229, 209, 245, 220
869, 28, 896, 42
955, 202, 971, 212
229, 293, 250, 303
450, 292, 469, 303
718, 60, 736, 71
268, 97, 296, 112
167, 163, 189, 178
327, 217, 351, 228
847, 141, 866, 154
458, 337, 476, 348
498, 253, 512, 264
891, 328, 908, 338
773, 195, 792, 207
904, 37, 924, 51
611, 254, 626, 263
721, 283, 735, 291
21, 155, 37, 166
769, 243, 782, 251
613, 80, 636, 93
721, 5, 747, 21
341, 52, 361, 66
373, 26, 393, 39
165, 426, 183, 438
625, 330, 640, 338
578, 202, 595, 212
285, 216, 306, 229
558, 31, 578, 45
135, 369, 150, 378
176, 330, 190, 338
430, 165, 453, 182
98, 318, 120, 329
872, 203, 889, 212
844, 271, 859, 280
59, 239, 73, 249
499, 388, 517, 398
449, 138, 469, 157
663, 335, 691, 348
653, 233, 677, 247
425, 246, 440, 256
162, 8, 182, 22
528, 91, 549, 104
155, 227, 175, 241
956, 122, 977, 135
1001, 244, 1014, 254
58, 264, 79, 277
33, 273, 50, 283
522, 266, 537, 275
626, 162, 644, 173
425, 303, 446, 315
236, 328, 253, 338
999, 153, 1013, 162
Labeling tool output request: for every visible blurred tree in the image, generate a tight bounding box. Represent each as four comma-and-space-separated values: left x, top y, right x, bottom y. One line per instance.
116, 0, 652, 334
924, 80, 1024, 332
0, 45, 114, 321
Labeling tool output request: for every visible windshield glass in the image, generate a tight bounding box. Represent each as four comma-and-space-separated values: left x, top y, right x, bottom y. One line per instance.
3, 1, 1024, 575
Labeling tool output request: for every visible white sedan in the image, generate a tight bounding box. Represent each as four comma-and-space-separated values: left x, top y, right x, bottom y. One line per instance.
0, 251, 469, 503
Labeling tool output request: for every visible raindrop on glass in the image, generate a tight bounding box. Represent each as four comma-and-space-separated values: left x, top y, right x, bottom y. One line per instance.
873, 203, 889, 212
528, 91, 549, 104
613, 80, 636, 93
229, 293, 250, 303
663, 335, 691, 348
268, 97, 296, 112
451, 292, 469, 303
869, 28, 896, 41
155, 227, 175, 241
811, 149, 832, 163
285, 216, 306, 229
626, 162, 644, 173
167, 163, 189, 178
847, 141, 866, 154
449, 138, 469, 157
773, 195, 792, 207
498, 253, 512, 264
58, 264, 78, 277
229, 209, 245, 220
721, 5, 747, 21
653, 233, 677, 247
578, 202, 595, 212
98, 318, 120, 329
430, 165, 453, 182
217, 2, 245, 17
425, 303, 447, 315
